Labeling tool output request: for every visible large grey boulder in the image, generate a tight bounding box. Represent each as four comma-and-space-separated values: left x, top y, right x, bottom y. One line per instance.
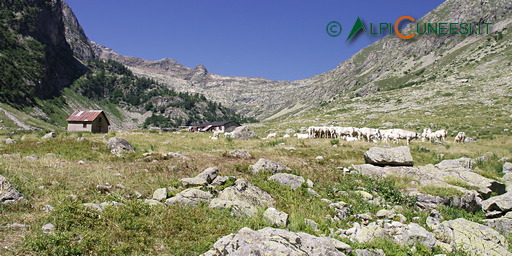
364, 146, 414, 166
484, 211, 512, 235
401, 223, 437, 249
263, 207, 289, 227
165, 188, 213, 206
353, 163, 505, 207
436, 218, 511, 256
200, 227, 351, 256
250, 158, 291, 174
481, 191, 512, 216
230, 126, 256, 140
0, 175, 24, 204
180, 177, 208, 187
435, 157, 472, 171
211, 178, 275, 217
267, 173, 305, 189
108, 137, 135, 156
503, 162, 512, 173
195, 167, 219, 183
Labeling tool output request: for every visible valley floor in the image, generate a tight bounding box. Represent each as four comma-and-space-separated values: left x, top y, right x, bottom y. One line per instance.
0, 129, 511, 255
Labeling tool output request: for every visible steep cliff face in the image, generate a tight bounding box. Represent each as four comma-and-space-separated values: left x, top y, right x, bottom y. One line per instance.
0, 0, 86, 103
61, 1, 95, 62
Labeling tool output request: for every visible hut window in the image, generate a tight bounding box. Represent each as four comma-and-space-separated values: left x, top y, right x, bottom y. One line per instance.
83, 123, 87, 128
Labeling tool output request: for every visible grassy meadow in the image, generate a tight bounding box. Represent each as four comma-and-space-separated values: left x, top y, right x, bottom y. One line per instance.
0, 129, 510, 255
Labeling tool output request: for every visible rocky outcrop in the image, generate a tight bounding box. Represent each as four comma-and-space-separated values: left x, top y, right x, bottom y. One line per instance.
210, 178, 275, 217
201, 227, 351, 256
108, 137, 135, 156
0, 175, 24, 205
485, 211, 512, 235
436, 218, 511, 256
165, 188, 213, 206
364, 146, 414, 166
263, 207, 289, 227
481, 191, 512, 217
250, 158, 291, 174
229, 126, 256, 140
503, 162, 512, 173
267, 173, 305, 189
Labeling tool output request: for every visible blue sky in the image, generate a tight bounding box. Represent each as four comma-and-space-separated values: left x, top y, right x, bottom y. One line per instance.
66, 0, 445, 81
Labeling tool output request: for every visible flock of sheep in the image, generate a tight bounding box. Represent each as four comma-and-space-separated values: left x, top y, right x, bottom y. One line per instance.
263, 127, 467, 145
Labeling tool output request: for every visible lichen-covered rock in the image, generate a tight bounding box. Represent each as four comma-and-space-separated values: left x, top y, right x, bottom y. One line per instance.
503, 162, 512, 173
481, 191, 512, 215
436, 218, 511, 256
229, 126, 256, 140
152, 188, 167, 201
209, 198, 257, 217
227, 149, 252, 159
180, 177, 208, 187
195, 167, 219, 183
250, 158, 291, 174
200, 227, 351, 256
484, 211, 512, 235
165, 188, 213, 206
211, 178, 275, 217
263, 207, 288, 227
352, 222, 386, 243
108, 137, 135, 156
0, 175, 24, 205
401, 223, 437, 249
435, 157, 472, 171
363, 146, 414, 166
267, 173, 305, 189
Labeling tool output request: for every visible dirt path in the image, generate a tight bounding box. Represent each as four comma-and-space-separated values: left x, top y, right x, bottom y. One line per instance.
0, 107, 34, 130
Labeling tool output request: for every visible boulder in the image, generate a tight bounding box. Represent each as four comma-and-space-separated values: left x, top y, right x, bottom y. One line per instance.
195, 167, 219, 183
152, 188, 168, 201
180, 177, 208, 187
435, 157, 472, 171
42, 132, 56, 139
401, 223, 437, 249
250, 158, 291, 174
481, 191, 512, 215
108, 137, 135, 156
83, 201, 124, 212
484, 211, 512, 235
212, 178, 275, 216
0, 175, 24, 204
364, 146, 414, 166
200, 227, 351, 256
267, 173, 305, 189
503, 162, 512, 173
165, 188, 213, 206
227, 149, 252, 159
263, 207, 289, 227
436, 218, 511, 256
286, 129, 296, 134
209, 198, 257, 217
352, 222, 386, 243
5, 138, 15, 144
229, 126, 256, 140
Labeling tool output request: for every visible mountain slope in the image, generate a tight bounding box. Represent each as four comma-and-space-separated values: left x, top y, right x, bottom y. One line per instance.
0, 0, 253, 131
92, 0, 512, 121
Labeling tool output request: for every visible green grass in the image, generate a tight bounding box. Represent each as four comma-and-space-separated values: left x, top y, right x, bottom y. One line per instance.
418, 186, 463, 198
0, 130, 510, 255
